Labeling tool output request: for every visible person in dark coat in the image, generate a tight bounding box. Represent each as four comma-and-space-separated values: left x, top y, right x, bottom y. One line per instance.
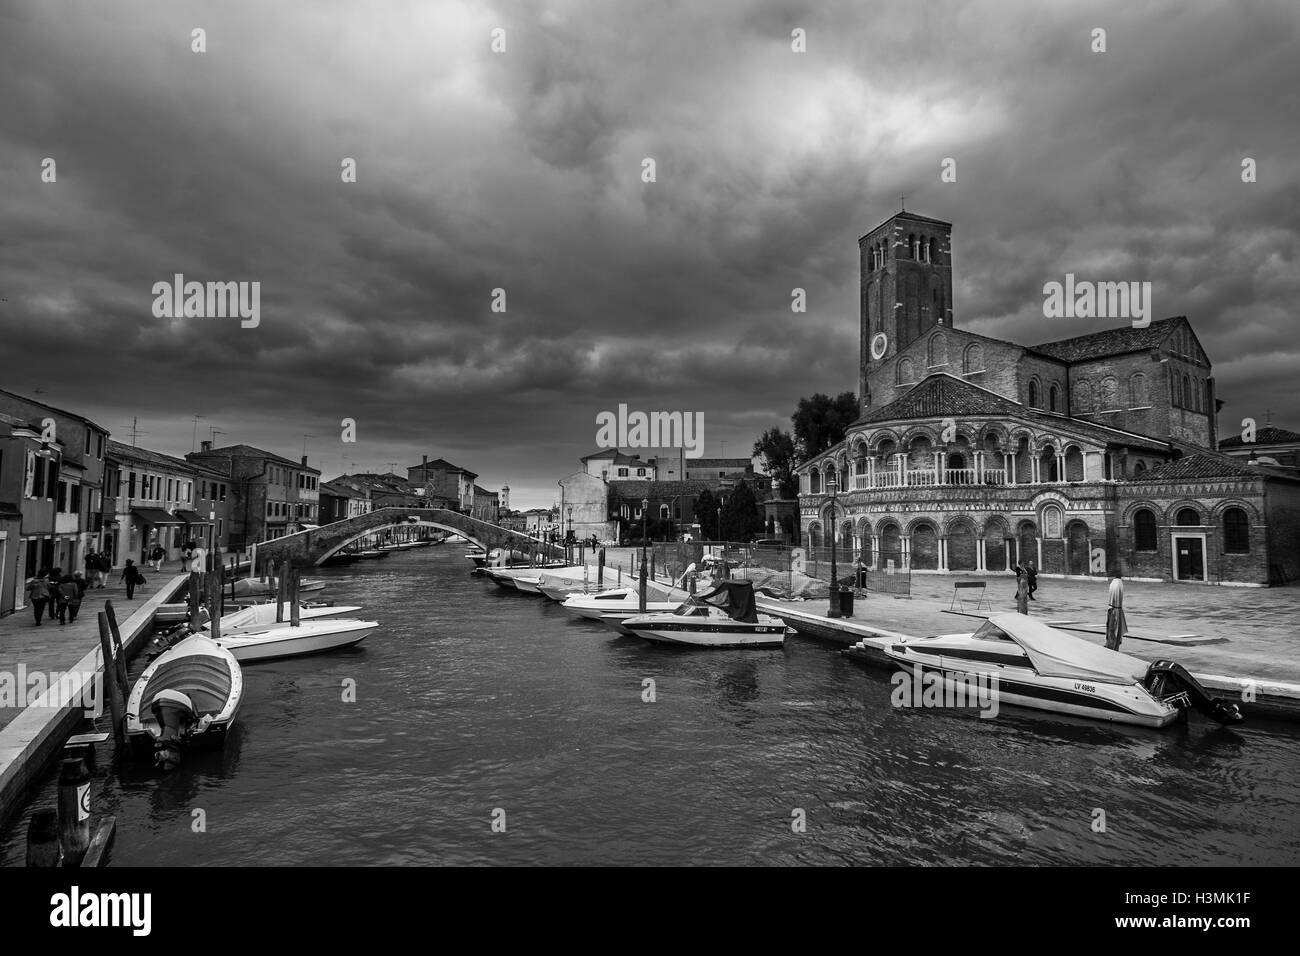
54, 574, 73, 624
25, 575, 51, 626
1025, 561, 1038, 601
121, 560, 145, 600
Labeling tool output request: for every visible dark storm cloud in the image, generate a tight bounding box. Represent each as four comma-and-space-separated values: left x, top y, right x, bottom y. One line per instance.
1, 0, 1297, 506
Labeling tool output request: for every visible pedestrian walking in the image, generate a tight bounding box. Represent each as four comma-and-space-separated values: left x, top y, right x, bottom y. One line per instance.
121, 559, 145, 600
55, 574, 77, 624
83, 551, 97, 587
1015, 569, 1029, 614
24, 575, 51, 626
149, 544, 165, 572
1026, 561, 1038, 601
1105, 573, 1128, 651
98, 551, 110, 587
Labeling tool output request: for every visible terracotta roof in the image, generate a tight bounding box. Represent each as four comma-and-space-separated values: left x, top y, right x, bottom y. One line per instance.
860, 209, 952, 239
1029, 317, 1181, 362
1133, 453, 1275, 482
1219, 426, 1300, 448
191, 443, 319, 472
108, 440, 195, 473
409, 457, 476, 477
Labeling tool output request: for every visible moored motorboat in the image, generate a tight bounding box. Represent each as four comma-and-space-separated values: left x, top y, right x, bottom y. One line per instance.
883, 613, 1244, 729
213, 603, 364, 633
213, 618, 378, 662
621, 581, 787, 648
126, 635, 243, 770
560, 585, 682, 620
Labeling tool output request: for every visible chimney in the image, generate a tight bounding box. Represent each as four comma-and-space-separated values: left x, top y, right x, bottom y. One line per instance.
200, 440, 212, 452
302, 455, 308, 467
422, 454, 428, 482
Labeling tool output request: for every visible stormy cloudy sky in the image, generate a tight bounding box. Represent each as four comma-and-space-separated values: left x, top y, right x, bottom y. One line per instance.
2, 1, 1297, 508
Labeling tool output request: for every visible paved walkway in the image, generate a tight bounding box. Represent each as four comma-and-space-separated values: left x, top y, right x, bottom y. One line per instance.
0, 561, 191, 735
767, 572, 1300, 685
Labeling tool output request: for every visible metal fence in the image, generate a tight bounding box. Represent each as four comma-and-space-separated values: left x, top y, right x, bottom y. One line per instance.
647, 541, 911, 600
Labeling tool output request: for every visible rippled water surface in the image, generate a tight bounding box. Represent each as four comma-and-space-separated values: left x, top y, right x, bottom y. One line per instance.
4, 546, 1299, 865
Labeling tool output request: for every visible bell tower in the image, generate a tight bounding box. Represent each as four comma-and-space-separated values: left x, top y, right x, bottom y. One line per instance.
858, 209, 953, 410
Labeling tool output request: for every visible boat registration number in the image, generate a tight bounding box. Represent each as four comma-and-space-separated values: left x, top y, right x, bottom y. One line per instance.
1073, 682, 1096, 694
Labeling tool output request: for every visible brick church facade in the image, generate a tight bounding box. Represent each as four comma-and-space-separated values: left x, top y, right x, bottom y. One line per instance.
796, 209, 1300, 586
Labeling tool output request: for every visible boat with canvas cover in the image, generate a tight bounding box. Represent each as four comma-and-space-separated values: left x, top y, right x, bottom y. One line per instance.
883, 613, 1244, 729
620, 581, 787, 648
126, 635, 243, 770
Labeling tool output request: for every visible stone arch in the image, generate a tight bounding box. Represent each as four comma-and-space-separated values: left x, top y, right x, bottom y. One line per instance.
1173, 504, 1204, 526
1073, 378, 1093, 413
1063, 443, 1085, 482
984, 515, 1010, 571
1049, 382, 1060, 412
1016, 519, 1038, 567
1099, 376, 1120, 410
928, 331, 949, 367
878, 520, 902, 561
897, 356, 917, 385
807, 521, 823, 549
963, 342, 984, 374
1038, 441, 1060, 481
1129, 371, 1148, 408
1028, 377, 1041, 408
1040, 502, 1065, 539
1208, 498, 1262, 522
909, 520, 939, 570
1065, 519, 1091, 574
946, 516, 978, 571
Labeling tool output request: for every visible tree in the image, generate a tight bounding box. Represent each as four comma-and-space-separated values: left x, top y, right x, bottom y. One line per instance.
694, 489, 719, 540
791, 392, 858, 460
719, 481, 764, 542
753, 427, 798, 499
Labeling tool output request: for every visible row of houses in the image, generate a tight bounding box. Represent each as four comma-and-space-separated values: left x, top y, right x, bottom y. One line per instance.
0, 387, 504, 616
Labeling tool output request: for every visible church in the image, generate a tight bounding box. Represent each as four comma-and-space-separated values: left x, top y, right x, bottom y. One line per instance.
796, 209, 1300, 586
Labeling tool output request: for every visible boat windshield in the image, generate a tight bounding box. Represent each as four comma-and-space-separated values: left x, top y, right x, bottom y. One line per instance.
971, 620, 1016, 642
672, 604, 709, 617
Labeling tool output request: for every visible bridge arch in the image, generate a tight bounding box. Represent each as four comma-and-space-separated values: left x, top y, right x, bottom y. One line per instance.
252, 507, 564, 568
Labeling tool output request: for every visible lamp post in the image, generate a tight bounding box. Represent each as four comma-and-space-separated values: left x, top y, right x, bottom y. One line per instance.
639, 497, 648, 612
770, 476, 780, 540
567, 507, 573, 564
827, 471, 842, 618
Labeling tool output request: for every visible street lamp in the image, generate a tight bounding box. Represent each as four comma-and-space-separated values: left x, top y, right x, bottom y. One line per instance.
827, 470, 842, 619
639, 497, 648, 612
567, 507, 573, 564
770, 476, 780, 540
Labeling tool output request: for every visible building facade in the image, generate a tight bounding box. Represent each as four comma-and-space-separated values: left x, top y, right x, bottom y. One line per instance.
187, 442, 321, 548
795, 208, 1299, 586
0, 390, 110, 590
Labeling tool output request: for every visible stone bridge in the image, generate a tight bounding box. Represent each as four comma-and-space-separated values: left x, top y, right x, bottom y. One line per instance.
251, 507, 564, 568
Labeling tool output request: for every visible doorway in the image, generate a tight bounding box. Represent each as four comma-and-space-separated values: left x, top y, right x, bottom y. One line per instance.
1172, 535, 1206, 582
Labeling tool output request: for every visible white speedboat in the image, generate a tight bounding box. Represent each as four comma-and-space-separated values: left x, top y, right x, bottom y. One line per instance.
883, 613, 1244, 729
560, 586, 682, 621
213, 603, 364, 633
214, 618, 378, 663
126, 635, 243, 770
621, 581, 787, 648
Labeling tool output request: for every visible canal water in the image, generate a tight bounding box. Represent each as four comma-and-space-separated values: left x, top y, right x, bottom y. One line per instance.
4, 545, 1299, 865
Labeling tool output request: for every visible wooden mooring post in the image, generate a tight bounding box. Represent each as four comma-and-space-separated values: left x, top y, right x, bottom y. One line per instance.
57, 757, 91, 866
598, 547, 605, 587
276, 562, 288, 623
103, 602, 130, 706
26, 809, 61, 867
95, 613, 126, 743
290, 566, 301, 626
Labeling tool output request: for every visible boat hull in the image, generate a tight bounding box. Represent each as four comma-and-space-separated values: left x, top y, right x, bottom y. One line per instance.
885, 653, 1181, 728
621, 618, 787, 648
217, 621, 377, 662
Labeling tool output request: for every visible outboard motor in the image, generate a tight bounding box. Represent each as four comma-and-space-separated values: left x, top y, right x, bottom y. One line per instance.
151, 689, 197, 770
1145, 660, 1244, 725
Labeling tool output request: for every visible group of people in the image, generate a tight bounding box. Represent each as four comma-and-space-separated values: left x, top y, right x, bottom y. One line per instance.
22, 568, 90, 626
82, 550, 112, 589
1013, 561, 1039, 601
